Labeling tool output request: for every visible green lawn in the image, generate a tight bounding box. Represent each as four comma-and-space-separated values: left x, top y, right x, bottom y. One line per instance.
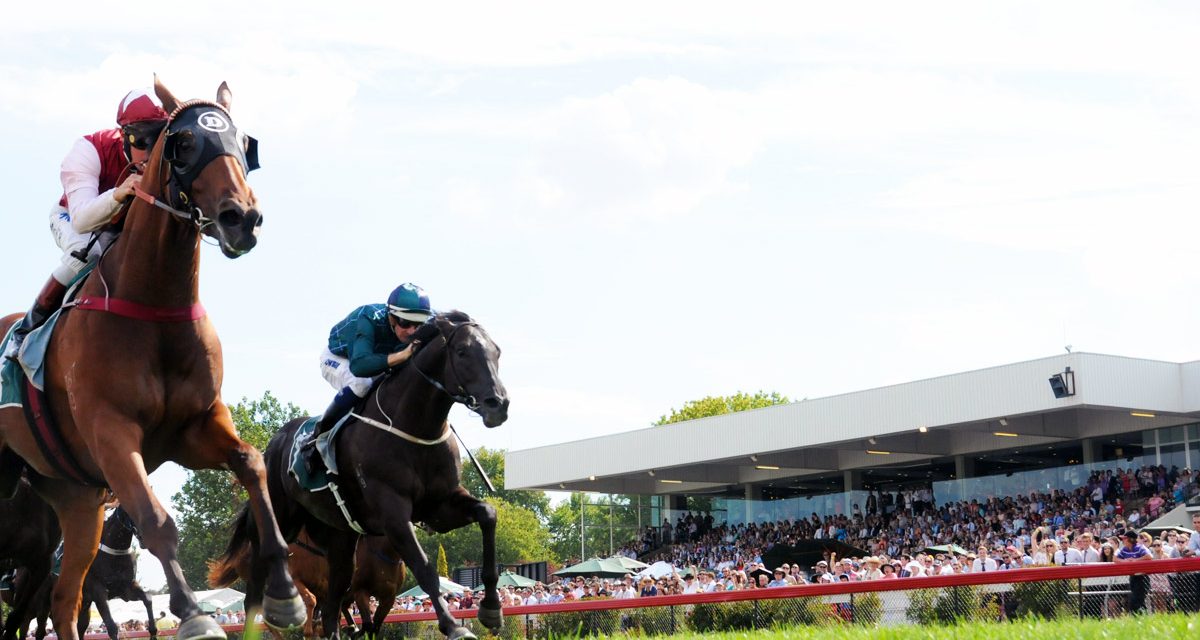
595, 613, 1200, 640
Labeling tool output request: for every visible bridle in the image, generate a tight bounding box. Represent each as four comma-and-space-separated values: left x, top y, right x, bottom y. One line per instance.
99, 508, 142, 556
410, 321, 484, 412
132, 99, 259, 232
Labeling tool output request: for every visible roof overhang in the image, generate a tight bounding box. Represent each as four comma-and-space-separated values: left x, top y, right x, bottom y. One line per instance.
506, 353, 1200, 493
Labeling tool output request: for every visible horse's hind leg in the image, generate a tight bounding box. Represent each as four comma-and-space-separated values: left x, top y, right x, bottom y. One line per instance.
425, 491, 501, 631
33, 482, 105, 640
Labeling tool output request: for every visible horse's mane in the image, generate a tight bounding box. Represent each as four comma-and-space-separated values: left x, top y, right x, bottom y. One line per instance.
411, 310, 473, 346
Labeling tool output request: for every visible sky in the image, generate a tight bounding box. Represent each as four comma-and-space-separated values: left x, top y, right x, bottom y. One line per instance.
4, 0, 1200, 589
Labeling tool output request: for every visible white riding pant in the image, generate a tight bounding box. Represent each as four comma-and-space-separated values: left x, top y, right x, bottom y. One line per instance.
319, 347, 374, 397
48, 204, 104, 285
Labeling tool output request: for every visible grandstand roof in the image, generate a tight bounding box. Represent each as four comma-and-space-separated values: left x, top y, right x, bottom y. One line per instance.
506, 352, 1200, 494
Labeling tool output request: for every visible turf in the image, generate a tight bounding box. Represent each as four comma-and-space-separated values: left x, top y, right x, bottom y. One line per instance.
592, 612, 1200, 639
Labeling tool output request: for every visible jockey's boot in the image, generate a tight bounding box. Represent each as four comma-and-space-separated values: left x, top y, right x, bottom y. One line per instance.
3, 276, 68, 363
301, 386, 359, 477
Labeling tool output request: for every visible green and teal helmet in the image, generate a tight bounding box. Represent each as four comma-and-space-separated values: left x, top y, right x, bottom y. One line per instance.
386, 283, 433, 323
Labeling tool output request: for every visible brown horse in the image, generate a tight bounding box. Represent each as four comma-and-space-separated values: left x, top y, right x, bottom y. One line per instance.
214, 313, 508, 640
0, 78, 304, 640
208, 532, 405, 640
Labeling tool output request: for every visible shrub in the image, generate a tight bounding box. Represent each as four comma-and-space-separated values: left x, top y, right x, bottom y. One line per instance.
533, 608, 620, 638
1013, 579, 1073, 619
851, 592, 884, 625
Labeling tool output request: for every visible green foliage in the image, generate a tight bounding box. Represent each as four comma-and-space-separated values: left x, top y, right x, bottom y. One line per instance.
654, 391, 790, 426
1012, 579, 1072, 619
687, 598, 839, 632
418, 497, 554, 572
851, 591, 884, 625
533, 608, 621, 638
460, 447, 551, 521
546, 493, 645, 562
436, 543, 449, 577
173, 391, 305, 590
907, 586, 997, 625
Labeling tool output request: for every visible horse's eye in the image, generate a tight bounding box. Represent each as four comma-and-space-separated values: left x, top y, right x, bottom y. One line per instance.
456, 347, 467, 357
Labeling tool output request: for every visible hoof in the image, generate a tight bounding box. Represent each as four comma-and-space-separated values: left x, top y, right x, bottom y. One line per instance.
477, 605, 503, 631
263, 593, 307, 630
447, 627, 476, 640
178, 615, 227, 640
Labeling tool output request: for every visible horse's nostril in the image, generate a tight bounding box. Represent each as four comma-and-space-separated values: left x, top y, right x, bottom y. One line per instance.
483, 397, 503, 410
218, 209, 241, 227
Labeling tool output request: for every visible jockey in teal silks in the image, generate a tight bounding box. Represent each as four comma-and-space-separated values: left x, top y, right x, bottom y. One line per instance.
301, 283, 433, 475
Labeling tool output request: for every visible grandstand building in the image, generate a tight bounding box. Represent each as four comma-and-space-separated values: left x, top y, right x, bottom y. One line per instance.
506, 353, 1200, 528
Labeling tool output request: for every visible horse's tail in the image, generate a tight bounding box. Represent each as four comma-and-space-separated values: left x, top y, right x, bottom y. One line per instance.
207, 503, 254, 588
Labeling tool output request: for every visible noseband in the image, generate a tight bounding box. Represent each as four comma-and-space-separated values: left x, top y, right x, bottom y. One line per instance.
133, 100, 259, 231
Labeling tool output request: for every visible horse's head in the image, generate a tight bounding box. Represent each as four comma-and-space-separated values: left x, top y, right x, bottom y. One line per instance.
153, 77, 261, 258
103, 506, 144, 550
413, 311, 509, 428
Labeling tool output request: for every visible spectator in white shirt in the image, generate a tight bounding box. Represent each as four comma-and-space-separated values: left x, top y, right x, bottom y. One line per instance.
971, 547, 999, 572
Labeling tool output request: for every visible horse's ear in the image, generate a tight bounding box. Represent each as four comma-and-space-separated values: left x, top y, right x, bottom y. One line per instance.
216, 81, 233, 112
154, 74, 180, 114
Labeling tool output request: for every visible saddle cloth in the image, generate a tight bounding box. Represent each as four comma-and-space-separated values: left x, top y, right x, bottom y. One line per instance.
288, 415, 352, 492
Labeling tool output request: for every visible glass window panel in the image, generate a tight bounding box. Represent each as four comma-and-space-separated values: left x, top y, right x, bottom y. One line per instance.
1161, 443, 1186, 470
1143, 430, 1158, 447
1163, 426, 1186, 444
1189, 424, 1199, 441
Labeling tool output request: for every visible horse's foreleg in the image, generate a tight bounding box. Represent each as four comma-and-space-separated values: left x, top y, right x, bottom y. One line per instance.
200, 408, 302, 631
86, 428, 219, 640
380, 498, 471, 640
132, 586, 157, 640
91, 591, 117, 640
426, 493, 500, 631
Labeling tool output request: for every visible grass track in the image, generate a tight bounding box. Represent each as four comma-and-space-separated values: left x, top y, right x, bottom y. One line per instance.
585, 612, 1200, 640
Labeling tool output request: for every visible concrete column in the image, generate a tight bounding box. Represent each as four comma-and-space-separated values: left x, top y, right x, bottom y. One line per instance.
844, 470, 862, 514
1081, 438, 1096, 465
954, 455, 975, 479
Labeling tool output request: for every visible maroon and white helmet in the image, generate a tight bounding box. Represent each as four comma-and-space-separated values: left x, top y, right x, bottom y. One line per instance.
115, 88, 168, 126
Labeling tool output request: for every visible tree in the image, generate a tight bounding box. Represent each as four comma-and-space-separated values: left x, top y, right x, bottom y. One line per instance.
418, 498, 555, 573
459, 447, 551, 521
654, 391, 790, 426
436, 543, 449, 577
173, 391, 306, 589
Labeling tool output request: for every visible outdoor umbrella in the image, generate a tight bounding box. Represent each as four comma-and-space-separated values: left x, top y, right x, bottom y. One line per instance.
608, 555, 649, 571
194, 588, 245, 613
398, 576, 469, 599
762, 540, 870, 573
552, 558, 633, 578
493, 571, 538, 589
923, 544, 969, 556
635, 561, 676, 580
1137, 524, 1195, 537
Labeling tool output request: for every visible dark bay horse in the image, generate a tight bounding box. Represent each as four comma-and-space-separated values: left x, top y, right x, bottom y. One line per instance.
0, 78, 303, 640
0, 478, 59, 640
208, 532, 404, 639
213, 312, 508, 640
1, 568, 50, 640
77, 507, 156, 640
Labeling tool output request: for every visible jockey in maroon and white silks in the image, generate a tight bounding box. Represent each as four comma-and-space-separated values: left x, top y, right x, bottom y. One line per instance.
4, 89, 169, 361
